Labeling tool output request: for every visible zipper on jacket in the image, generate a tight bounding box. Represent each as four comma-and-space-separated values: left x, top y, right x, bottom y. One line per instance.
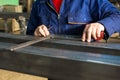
47, 2, 60, 19
57, 14, 61, 33
58, 14, 60, 19
47, 2, 61, 33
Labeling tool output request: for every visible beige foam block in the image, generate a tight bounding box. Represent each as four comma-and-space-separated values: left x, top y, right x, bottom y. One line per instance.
111, 33, 120, 37
0, 69, 48, 80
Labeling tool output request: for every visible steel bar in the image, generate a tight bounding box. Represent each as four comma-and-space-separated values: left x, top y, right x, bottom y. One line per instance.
7, 36, 51, 51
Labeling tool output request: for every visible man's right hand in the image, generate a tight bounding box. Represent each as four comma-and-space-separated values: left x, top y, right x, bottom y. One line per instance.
34, 25, 50, 37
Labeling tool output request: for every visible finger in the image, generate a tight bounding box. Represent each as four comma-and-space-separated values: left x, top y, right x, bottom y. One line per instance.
92, 26, 97, 40
87, 28, 92, 42
83, 24, 92, 42
96, 27, 102, 38
82, 32, 86, 42
34, 30, 37, 36
37, 31, 42, 37
42, 25, 50, 36
82, 25, 88, 42
96, 23, 105, 37
39, 26, 46, 37
96, 29, 104, 40
34, 28, 41, 37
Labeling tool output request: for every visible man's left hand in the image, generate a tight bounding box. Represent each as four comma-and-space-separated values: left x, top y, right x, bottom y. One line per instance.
82, 23, 105, 42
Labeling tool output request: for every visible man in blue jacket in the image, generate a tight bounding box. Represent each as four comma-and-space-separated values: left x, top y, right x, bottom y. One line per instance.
27, 0, 120, 42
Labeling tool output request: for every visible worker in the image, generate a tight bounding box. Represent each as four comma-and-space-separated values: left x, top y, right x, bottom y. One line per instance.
27, 0, 120, 42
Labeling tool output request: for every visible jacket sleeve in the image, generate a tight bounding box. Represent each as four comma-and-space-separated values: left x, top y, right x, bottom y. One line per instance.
26, 1, 39, 35
90, 0, 120, 37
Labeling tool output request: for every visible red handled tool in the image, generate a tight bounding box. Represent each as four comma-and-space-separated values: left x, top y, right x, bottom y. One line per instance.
96, 31, 104, 41
96, 31, 107, 43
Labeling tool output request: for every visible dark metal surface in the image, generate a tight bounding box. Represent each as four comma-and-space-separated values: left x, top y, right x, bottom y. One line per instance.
0, 32, 120, 80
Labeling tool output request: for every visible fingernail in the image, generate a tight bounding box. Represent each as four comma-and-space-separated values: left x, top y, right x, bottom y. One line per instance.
87, 40, 91, 42
81, 39, 85, 42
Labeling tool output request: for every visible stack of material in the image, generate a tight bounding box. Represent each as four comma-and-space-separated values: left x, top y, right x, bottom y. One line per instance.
7, 18, 20, 32
0, 18, 20, 33
0, 0, 23, 13
0, 18, 5, 31
3, 5, 23, 13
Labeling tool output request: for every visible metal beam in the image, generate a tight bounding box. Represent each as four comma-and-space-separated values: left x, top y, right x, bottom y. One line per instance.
0, 32, 120, 80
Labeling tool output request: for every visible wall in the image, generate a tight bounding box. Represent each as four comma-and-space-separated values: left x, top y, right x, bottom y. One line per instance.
0, 0, 19, 5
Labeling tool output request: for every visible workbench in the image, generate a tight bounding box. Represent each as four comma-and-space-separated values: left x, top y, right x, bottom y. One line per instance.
0, 32, 120, 80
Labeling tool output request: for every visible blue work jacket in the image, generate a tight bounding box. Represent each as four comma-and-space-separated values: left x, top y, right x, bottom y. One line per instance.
27, 0, 120, 37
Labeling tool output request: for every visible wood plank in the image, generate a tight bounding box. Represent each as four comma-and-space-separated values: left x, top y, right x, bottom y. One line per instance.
0, 69, 48, 80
